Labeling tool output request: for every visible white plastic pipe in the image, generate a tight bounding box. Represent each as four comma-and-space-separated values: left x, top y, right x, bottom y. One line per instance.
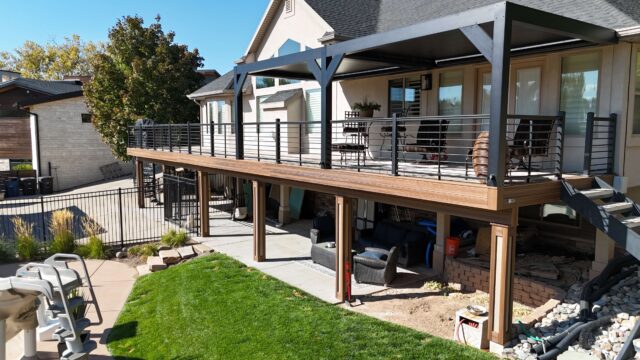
23, 328, 36, 359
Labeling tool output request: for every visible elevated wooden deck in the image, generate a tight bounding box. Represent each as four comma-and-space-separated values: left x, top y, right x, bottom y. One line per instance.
129, 148, 598, 222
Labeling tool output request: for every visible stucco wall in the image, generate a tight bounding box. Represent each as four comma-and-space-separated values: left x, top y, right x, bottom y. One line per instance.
32, 97, 132, 191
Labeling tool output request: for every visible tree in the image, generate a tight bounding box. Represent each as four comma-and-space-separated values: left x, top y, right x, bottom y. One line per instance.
0, 35, 102, 80
84, 16, 204, 160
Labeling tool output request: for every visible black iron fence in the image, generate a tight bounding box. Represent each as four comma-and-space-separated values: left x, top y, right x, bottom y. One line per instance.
127, 112, 568, 183
584, 112, 617, 175
0, 179, 200, 254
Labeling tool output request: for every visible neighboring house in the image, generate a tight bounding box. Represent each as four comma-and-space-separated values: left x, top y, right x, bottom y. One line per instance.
134, 0, 640, 351
17, 90, 132, 191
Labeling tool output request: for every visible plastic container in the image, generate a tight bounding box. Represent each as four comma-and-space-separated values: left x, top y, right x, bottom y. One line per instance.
445, 236, 461, 257
39, 176, 54, 195
5, 178, 19, 197
20, 177, 37, 196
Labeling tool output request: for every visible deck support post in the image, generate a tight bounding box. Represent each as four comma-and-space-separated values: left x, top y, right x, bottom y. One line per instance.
252, 180, 266, 262
335, 195, 353, 302
233, 68, 248, 160
135, 159, 145, 209
590, 230, 615, 279
433, 212, 450, 275
278, 184, 291, 225
488, 208, 518, 351
198, 171, 210, 237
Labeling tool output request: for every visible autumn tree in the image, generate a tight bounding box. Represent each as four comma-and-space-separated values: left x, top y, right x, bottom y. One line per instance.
0, 35, 101, 80
84, 16, 204, 160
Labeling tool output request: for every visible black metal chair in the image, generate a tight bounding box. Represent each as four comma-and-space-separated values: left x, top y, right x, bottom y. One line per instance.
509, 118, 555, 170
404, 119, 449, 162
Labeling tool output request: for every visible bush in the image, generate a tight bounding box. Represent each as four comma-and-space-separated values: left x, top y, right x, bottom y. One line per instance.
0, 238, 15, 262
75, 236, 106, 259
12, 217, 39, 261
11, 163, 33, 171
161, 229, 189, 248
49, 210, 75, 253
128, 243, 158, 258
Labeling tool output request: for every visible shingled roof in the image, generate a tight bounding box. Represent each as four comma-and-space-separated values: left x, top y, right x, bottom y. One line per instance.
187, 70, 252, 99
305, 0, 640, 39
0, 78, 82, 95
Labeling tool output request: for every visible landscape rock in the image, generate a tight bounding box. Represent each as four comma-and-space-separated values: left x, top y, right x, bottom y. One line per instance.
147, 256, 167, 272
193, 244, 213, 254
177, 246, 196, 259
157, 245, 171, 251
185, 238, 201, 245
159, 249, 181, 265
136, 264, 151, 277
115, 251, 126, 259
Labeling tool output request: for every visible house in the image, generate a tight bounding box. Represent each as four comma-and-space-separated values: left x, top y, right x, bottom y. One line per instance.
129, 0, 640, 351
0, 75, 131, 191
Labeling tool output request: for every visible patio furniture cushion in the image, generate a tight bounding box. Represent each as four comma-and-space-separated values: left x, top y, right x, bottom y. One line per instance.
353, 247, 399, 286
310, 215, 335, 244
358, 250, 387, 261
355, 221, 431, 267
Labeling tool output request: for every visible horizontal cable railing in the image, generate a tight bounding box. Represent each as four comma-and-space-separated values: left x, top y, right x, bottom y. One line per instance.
584, 112, 616, 175
128, 113, 566, 183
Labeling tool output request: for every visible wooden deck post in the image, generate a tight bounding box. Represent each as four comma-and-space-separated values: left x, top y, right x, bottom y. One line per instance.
278, 184, 291, 225
252, 180, 266, 262
590, 230, 615, 279
198, 171, 210, 237
135, 159, 145, 209
488, 208, 518, 351
335, 195, 353, 302
433, 212, 450, 274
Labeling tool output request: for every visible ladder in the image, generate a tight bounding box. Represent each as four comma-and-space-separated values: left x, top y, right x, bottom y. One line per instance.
561, 177, 640, 260
15, 254, 102, 360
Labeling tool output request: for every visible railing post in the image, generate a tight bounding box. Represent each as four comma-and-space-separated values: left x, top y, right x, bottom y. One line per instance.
257, 121, 261, 161
224, 124, 227, 158
608, 113, 617, 174
210, 119, 215, 157
299, 123, 303, 166
118, 188, 124, 248
168, 125, 173, 152
437, 119, 443, 180
556, 111, 566, 179
275, 118, 281, 164
391, 113, 399, 176
583, 112, 595, 175
187, 122, 192, 154
40, 196, 46, 243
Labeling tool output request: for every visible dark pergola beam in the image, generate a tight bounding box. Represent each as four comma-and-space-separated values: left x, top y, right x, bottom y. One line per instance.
346, 52, 435, 69
506, 2, 618, 45
249, 70, 317, 81
460, 25, 493, 63
237, 47, 324, 75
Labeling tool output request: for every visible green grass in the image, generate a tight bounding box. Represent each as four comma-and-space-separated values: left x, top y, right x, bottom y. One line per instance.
108, 254, 495, 360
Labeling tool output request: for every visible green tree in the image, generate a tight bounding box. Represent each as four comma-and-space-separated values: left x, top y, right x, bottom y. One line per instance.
0, 35, 101, 80
84, 16, 203, 160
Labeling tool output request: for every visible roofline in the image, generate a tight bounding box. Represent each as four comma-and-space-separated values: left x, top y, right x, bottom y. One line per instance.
0, 69, 20, 74
0, 79, 53, 95
187, 88, 250, 100
18, 90, 84, 107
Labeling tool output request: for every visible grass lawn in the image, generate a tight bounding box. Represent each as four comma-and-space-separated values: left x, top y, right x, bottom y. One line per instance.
108, 253, 495, 359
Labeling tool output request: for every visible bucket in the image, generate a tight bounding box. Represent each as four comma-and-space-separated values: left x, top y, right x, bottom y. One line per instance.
445, 236, 461, 257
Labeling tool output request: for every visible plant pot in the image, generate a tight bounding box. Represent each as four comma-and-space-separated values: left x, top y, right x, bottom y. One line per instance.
360, 109, 374, 118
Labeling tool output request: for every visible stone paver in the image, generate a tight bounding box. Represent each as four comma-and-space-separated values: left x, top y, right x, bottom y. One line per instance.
147, 256, 167, 271
2, 259, 136, 359
193, 243, 213, 254
158, 249, 181, 265
177, 246, 196, 259
136, 264, 151, 276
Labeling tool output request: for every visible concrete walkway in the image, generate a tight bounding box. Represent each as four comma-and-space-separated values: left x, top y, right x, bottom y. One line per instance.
198, 218, 432, 304
2, 259, 136, 360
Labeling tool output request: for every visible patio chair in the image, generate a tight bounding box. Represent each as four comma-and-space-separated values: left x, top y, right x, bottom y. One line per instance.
353, 247, 399, 286
310, 215, 335, 244
508, 118, 555, 170
403, 119, 449, 162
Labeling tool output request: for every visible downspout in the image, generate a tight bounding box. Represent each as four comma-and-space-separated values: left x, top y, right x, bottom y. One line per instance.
21, 108, 41, 178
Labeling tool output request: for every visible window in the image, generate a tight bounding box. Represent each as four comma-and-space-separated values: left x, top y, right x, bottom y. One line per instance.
560, 52, 600, 136
256, 96, 267, 133
216, 100, 225, 134
305, 89, 320, 132
388, 77, 421, 116
81, 113, 92, 123
277, 40, 301, 85
515, 67, 541, 115
205, 101, 214, 134
479, 71, 491, 115
256, 76, 275, 89
438, 71, 463, 116
633, 50, 640, 134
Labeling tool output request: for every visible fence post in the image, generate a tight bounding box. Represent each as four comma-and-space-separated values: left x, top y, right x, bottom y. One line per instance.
187, 122, 192, 154
40, 196, 47, 243
168, 125, 173, 152
275, 118, 281, 164
118, 188, 124, 248
391, 113, 399, 176
583, 112, 595, 175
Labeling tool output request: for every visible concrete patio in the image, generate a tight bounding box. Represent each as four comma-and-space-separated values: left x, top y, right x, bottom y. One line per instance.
198, 217, 434, 304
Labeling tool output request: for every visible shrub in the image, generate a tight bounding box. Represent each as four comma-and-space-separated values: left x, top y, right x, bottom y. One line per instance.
11, 163, 33, 171
74, 217, 106, 259
161, 229, 189, 248
128, 243, 158, 258
0, 238, 15, 262
49, 209, 75, 254
12, 217, 39, 261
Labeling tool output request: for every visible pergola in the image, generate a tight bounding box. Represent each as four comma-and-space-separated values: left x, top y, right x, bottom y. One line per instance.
232, 1, 618, 347
234, 1, 617, 186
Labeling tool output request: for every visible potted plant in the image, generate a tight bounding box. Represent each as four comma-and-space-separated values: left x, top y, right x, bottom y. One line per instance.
352, 98, 381, 117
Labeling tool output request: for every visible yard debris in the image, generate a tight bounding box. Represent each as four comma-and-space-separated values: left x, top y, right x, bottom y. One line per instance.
147, 256, 167, 272
177, 246, 196, 259
159, 249, 181, 265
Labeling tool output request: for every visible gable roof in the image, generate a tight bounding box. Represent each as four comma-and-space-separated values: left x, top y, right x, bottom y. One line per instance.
0, 78, 83, 96
305, 0, 640, 39
262, 89, 301, 104
187, 70, 251, 99
18, 90, 84, 107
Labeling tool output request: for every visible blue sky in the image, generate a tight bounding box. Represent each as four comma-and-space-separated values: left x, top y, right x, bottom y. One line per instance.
0, 0, 270, 74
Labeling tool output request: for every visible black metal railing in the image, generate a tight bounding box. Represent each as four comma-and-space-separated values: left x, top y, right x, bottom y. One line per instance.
127, 113, 566, 183
584, 112, 616, 175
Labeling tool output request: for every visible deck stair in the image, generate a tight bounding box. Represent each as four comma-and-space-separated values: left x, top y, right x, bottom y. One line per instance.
15, 254, 102, 360
561, 177, 640, 260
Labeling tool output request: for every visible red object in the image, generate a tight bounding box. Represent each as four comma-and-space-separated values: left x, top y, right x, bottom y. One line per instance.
445, 236, 461, 257
345, 261, 352, 302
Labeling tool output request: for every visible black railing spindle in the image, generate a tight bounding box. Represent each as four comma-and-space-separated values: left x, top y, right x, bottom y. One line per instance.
275, 118, 281, 164
391, 113, 398, 176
